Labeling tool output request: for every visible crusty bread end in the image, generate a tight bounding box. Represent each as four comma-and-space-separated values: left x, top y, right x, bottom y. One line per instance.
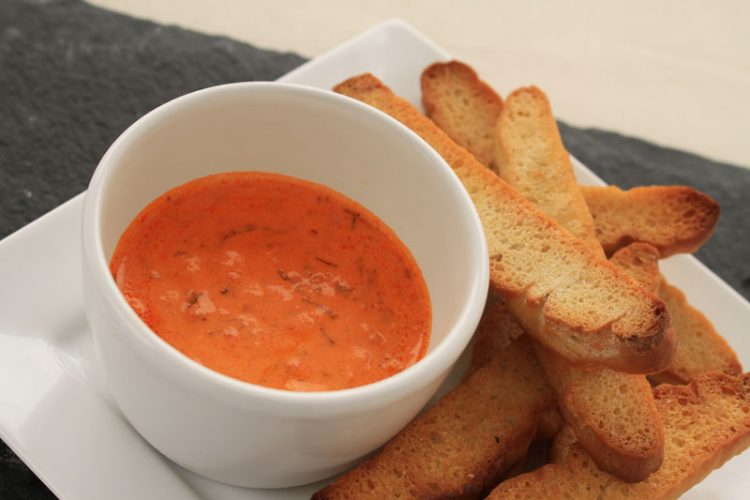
495, 86, 602, 255
421, 60, 503, 171
488, 81, 665, 481
535, 345, 664, 482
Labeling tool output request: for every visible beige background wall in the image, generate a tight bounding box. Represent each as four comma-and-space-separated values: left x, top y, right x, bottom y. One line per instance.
91, 0, 750, 168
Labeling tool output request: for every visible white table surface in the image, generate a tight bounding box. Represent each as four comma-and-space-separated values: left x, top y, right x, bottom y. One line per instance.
89, 0, 750, 170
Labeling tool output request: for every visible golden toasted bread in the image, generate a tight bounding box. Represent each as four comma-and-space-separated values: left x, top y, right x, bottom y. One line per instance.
421, 61, 503, 172
464, 77, 665, 481
418, 61, 719, 259
421, 64, 600, 253
488, 372, 750, 499
611, 243, 742, 384
582, 185, 720, 257
494, 86, 602, 255
534, 346, 664, 482
334, 73, 674, 374
312, 336, 554, 499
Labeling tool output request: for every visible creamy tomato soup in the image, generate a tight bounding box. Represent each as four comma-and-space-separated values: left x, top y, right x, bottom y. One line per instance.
110, 172, 431, 391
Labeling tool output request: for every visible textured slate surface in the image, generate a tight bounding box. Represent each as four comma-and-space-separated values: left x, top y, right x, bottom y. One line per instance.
0, 0, 748, 498
0, 0, 305, 240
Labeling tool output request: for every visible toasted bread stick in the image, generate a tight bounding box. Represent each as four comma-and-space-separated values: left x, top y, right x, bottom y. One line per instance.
488, 372, 750, 499
494, 86, 602, 255
435, 71, 666, 481
334, 73, 674, 374
312, 335, 554, 499
422, 64, 600, 252
494, 86, 664, 481
611, 243, 742, 384
422, 61, 503, 172
583, 185, 720, 257
420, 62, 719, 258
534, 346, 664, 482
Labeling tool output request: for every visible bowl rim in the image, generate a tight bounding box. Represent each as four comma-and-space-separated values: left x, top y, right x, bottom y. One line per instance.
82, 81, 489, 416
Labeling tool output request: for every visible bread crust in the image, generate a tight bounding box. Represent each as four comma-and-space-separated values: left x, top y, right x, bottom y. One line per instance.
474, 299, 664, 481
489, 82, 665, 481
421, 61, 503, 172
582, 185, 720, 258
494, 86, 602, 255
535, 346, 664, 482
418, 62, 673, 482
419, 62, 718, 261
334, 73, 675, 374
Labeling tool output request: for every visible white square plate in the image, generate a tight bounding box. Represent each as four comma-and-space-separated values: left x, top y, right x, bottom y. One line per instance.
0, 18, 748, 500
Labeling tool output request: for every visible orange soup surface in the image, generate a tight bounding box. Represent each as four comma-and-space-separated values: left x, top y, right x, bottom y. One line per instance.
111, 172, 431, 391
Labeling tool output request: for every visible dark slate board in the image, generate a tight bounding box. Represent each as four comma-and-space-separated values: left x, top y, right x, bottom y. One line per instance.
1, 0, 748, 498
0, 0, 305, 240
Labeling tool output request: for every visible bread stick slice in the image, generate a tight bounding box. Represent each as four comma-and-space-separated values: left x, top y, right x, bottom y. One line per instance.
583, 185, 720, 257
488, 372, 750, 499
421, 63, 665, 479
495, 86, 603, 255
422, 61, 503, 172
420, 62, 719, 258
423, 68, 602, 254
611, 243, 742, 384
488, 81, 664, 481
334, 74, 674, 374
534, 346, 664, 482
312, 335, 554, 499
421, 62, 600, 254
473, 300, 662, 478
607, 242, 663, 294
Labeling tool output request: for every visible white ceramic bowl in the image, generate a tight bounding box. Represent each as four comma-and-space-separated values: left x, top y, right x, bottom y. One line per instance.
81, 82, 488, 488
